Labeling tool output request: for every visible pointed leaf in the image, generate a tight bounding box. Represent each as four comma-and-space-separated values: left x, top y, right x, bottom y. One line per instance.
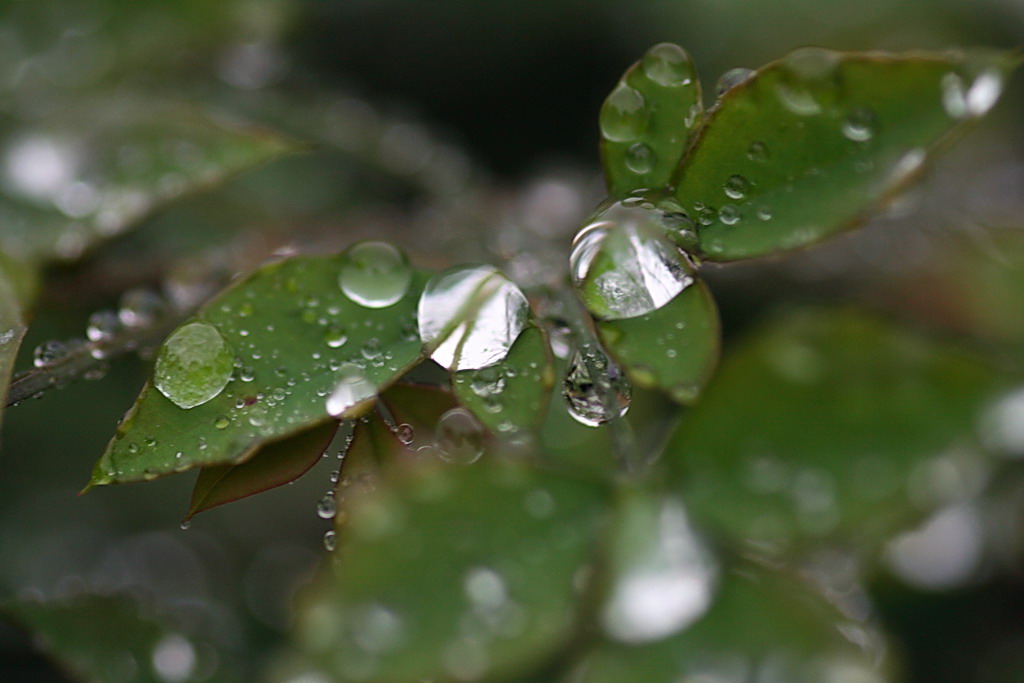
600, 43, 703, 197
0, 99, 299, 263
453, 324, 555, 435
673, 48, 1017, 260
662, 309, 1006, 562
295, 460, 609, 682
88, 249, 427, 488
596, 277, 719, 404
186, 421, 338, 520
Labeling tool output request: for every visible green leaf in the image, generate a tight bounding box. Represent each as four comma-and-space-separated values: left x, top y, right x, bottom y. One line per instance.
597, 277, 719, 404
0, 99, 299, 264
662, 309, 1005, 561
186, 421, 338, 520
295, 460, 609, 682
87, 250, 427, 488
453, 324, 555, 435
0, 252, 36, 427
575, 558, 892, 682
673, 48, 1017, 260
1, 593, 207, 683
600, 43, 703, 198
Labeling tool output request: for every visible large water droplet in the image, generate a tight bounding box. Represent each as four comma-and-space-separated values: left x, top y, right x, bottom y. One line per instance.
325, 362, 376, 417
624, 143, 655, 174
715, 67, 754, 96
842, 107, 877, 142
723, 174, 750, 199
418, 265, 529, 371
434, 408, 485, 464
776, 47, 841, 116
570, 200, 694, 321
600, 83, 647, 142
562, 345, 632, 427
338, 241, 412, 308
316, 491, 337, 519
154, 321, 234, 409
641, 43, 696, 87
602, 498, 717, 643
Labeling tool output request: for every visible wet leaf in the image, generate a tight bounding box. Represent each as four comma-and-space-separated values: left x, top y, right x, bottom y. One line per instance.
0, 99, 299, 264
600, 43, 703, 198
673, 49, 1017, 260
453, 324, 555, 435
0, 252, 36, 426
1, 593, 207, 683
87, 249, 428, 488
662, 309, 1006, 561
295, 460, 609, 682
574, 558, 892, 682
596, 277, 719, 404
186, 421, 339, 520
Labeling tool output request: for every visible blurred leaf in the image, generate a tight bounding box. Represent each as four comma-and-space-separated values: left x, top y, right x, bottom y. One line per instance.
87, 250, 427, 488
663, 309, 1005, 561
453, 324, 554, 435
295, 460, 609, 682
186, 421, 338, 520
1, 593, 205, 683
597, 277, 719, 404
600, 43, 703, 198
0, 253, 36, 427
673, 48, 1017, 260
0, 100, 300, 263
574, 558, 891, 682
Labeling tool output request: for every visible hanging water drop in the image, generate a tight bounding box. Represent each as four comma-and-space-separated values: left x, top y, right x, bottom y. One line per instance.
323, 529, 337, 552
434, 408, 485, 464
154, 321, 234, 409
562, 345, 632, 427
338, 241, 412, 308
641, 43, 696, 88
418, 265, 529, 371
570, 200, 695, 320
325, 362, 376, 417
600, 83, 647, 142
316, 491, 337, 519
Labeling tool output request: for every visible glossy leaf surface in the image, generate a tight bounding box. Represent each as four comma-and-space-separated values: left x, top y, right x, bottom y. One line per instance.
674, 49, 1016, 260
601, 43, 703, 197
663, 309, 1004, 560
296, 460, 608, 682
88, 253, 427, 488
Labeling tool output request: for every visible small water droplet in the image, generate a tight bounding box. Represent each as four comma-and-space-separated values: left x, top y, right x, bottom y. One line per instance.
86, 310, 122, 342
395, 423, 414, 444
600, 83, 647, 142
317, 491, 337, 519
33, 340, 68, 368
842, 107, 877, 142
338, 241, 412, 308
641, 43, 696, 88
325, 326, 348, 348
562, 345, 632, 427
624, 142, 655, 174
154, 321, 234, 409
755, 205, 773, 221
723, 174, 749, 199
746, 140, 768, 162
118, 289, 165, 328
323, 529, 337, 551
325, 362, 376, 417
775, 47, 841, 116
570, 200, 695, 320
715, 67, 754, 96
434, 408, 485, 464
214, 416, 230, 429
718, 204, 740, 225
179, 521, 191, 531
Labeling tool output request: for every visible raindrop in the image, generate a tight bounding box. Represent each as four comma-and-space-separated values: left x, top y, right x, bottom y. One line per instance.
842, 107, 877, 142
154, 321, 234, 409
965, 69, 1003, 116
418, 265, 529, 371
624, 142, 655, 174
469, 366, 506, 398
325, 363, 376, 418
570, 200, 695, 320
214, 416, 230, 429
434, 408, 485, 464
323, 530, 337, 552
118, 289, 164, 328
33, 340, 68, 368
316, 492, 337, 519
776, 47, 841, 116
325, 326, 348, 348
746, 140, 769, 162
718, 204, 740, 225
715, 67, 754, 96
395, 423, 414, 444
562, 345, 632, 427
600, 83, 647, 142
723, 174, 749, 199
641, 43, 696, 88
86, 310, 122, 342
755, 205, 773, 221
338, 241, 413, 308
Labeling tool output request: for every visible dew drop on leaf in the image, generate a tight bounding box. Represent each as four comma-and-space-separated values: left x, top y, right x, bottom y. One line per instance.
723, 174, 750, 199
562, 345, 632, 427
317, 491, 337, 520
599, 83, 647, 142
842, 107, 878, 142
715, 67, 754, 96
570, 200, 695, 320
154, 321, 234, 409
641, 42, 696, 88
434, 408, 485, 464
746, 140, 769, 162
325, 362, 377, 418
624, 142, 655, 174
338, 241, 413, 309
33, 339, 68, 368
